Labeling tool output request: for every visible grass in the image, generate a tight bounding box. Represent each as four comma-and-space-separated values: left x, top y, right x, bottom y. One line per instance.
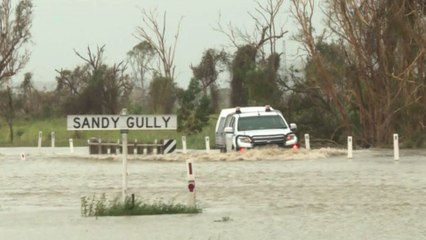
0, 115, 218, 149
81, 194, 202, 217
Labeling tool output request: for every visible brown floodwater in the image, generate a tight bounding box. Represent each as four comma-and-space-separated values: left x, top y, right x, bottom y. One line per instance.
0, 147, 425, 239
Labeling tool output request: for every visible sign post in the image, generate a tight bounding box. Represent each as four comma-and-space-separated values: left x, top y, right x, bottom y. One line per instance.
67, 112, 177, 204
121, 109, 129, 203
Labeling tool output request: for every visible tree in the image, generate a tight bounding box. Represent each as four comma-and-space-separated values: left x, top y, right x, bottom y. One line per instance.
0, 0, 32, 84
291, 0, 426, 146
17, 72, 35, 114
216, 0, 287, 106
55, 46, 132, 114
0, 0, 32, 143
230, 45, 256, 106
127, 41, 155, 90
148, 75, 176, 114
191, 48, 228, 112
126, 41, 156, 113
0, 83, 14, 142
136, 9, 182, 80
177, 78, 210, 134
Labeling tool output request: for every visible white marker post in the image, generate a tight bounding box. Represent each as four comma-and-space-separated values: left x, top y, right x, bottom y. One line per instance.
393, 133, 399, 161
51, 131, 55, 153
116, 139, 121, 155
121, 109, 129, 203
304, 134, 310, 150
38, 131, 42, 149
69, 138, 74, 153
186, 159, 196, 208
205, 136, 210, 153
182, 136, 187, 154
133, 139, 138, 155
347, 136, 353, 159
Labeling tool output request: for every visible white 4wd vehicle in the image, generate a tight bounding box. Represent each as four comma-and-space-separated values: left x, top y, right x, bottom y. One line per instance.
215, 106, 298, 151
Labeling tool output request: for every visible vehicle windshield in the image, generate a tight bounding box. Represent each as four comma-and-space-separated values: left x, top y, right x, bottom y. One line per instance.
237, 115, 287, 131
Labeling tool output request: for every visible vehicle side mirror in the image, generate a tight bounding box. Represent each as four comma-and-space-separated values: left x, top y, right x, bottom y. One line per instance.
224, 126, 233, 134
289, 123, 297, 131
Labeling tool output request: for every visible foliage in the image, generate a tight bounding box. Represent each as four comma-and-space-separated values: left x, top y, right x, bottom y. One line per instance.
0, 86, 14, 142
177, 78, 211, 135
230, 45, 257, 106
126, 41, 156, 114
81, 194, 201, 217
127, 41, 156, 90
1, 1, 424, 148
247, 52, 282, 106
290, 0, 426, 147
191, 48, 228, 113
148, 75, 177, 114
0, 0, 33, 83
55, 46, 132, 114
0, 0, 33, 143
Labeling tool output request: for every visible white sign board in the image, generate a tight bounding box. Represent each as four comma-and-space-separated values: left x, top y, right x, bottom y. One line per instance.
67, 115, 177, 130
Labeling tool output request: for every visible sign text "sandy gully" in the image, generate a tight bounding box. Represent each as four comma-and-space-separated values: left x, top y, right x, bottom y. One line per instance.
67, 115, 177, 130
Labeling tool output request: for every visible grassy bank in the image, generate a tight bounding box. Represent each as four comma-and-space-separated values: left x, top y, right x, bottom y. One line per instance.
0, 116, 218, 149
81, 194, 201, 217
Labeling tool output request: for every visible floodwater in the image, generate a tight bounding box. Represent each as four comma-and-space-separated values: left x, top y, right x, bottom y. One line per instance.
1, 147, 426, 240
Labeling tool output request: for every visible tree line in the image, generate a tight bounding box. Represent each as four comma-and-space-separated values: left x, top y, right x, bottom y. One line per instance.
0, 0, 425, 147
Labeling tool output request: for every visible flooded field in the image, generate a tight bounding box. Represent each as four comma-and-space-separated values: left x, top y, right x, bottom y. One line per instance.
1, 147, 426, 240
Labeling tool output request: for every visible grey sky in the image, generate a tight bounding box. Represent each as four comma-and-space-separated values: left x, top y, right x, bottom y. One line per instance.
19, 0, 309, 89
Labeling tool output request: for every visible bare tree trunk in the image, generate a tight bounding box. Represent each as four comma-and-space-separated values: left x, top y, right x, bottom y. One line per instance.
7, 86, 14, 143
8, 119, 13, 143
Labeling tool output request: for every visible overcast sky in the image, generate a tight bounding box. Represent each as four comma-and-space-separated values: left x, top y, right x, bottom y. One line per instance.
17, 0, 316, 89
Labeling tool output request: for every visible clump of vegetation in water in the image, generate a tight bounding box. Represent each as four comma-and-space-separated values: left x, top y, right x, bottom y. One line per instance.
80, 194, 201, 217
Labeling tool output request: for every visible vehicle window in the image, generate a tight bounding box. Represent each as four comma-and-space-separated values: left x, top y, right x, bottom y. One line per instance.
237, 115, 287, 131
230, 117, 235, 128
224, 115, 233, 128
217, 117, 225, 133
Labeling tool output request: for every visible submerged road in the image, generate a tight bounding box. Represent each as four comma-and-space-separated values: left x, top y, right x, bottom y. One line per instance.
0, 147, 425, 240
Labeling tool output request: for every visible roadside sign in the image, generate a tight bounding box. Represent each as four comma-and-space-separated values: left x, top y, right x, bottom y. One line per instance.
67, 115, 177, 130
68, 110, 178, 204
